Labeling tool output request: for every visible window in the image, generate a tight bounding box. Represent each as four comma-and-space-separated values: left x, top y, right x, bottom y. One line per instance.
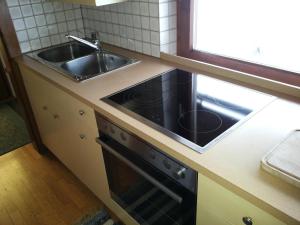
177, 0, 300, 86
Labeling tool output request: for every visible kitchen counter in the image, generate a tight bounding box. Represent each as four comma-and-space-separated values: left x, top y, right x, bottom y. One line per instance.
16, 46, 300, 225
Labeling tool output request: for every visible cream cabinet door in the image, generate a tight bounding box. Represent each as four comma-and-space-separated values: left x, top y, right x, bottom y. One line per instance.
20, 66, 109, 202
62, 0, 127, 6
197, 173, 286, 225
52, 87, 110, 201
21, 68, 61, 154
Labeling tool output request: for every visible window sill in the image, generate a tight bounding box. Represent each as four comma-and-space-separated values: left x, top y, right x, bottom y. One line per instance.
160, 52, 300, 102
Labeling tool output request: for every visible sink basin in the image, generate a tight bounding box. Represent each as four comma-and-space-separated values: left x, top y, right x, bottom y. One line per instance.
60, 52, 135, 81
37, 43, 95, 62
28, 42, 138, 82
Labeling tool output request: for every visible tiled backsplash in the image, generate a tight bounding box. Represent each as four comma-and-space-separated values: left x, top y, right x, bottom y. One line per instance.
159, 0, 177, 55
82, 0, 177, 57
6, 0, 84, 53
7, 0, 177, 57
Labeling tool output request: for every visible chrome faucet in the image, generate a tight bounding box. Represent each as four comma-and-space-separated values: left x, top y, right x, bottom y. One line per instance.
65, 32, 102, 52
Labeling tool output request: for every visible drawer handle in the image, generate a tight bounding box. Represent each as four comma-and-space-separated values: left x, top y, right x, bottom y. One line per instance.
79, 110, 85, 116
42, 106, 48, 110
242, 217, 253, 225
53, 114, 59, 119
79, 134, 86, 139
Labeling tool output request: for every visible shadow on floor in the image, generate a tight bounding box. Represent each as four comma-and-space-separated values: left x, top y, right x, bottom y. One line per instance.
0, 103, 30, 156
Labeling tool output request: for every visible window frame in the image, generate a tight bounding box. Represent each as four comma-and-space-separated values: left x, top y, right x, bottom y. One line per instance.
177, 0, 300, 87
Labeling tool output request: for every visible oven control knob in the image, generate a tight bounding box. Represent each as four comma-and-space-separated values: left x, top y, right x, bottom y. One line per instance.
173, 167, 186, 179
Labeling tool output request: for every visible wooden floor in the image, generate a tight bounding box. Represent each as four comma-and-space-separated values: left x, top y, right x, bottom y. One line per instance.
0, 144, 103, 225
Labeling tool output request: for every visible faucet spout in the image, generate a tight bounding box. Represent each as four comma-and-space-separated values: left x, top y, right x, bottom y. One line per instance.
65, 34, 101, 51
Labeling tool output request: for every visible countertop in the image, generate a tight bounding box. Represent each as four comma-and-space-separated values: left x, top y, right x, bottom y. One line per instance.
16, 46, 300, 225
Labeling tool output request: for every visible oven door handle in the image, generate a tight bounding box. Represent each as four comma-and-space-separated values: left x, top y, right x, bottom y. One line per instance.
96, 138, 183, 204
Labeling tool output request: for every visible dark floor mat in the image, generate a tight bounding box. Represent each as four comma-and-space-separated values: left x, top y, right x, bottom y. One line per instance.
74, 209, 111, 225
0, 103, 30, 155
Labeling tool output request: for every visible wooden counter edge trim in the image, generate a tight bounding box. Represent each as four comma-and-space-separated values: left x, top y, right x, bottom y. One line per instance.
94, 102, 299, 225
161, 53, 300, 100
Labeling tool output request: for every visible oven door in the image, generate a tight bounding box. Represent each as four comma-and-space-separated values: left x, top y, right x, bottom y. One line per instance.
97, 136, 196, 225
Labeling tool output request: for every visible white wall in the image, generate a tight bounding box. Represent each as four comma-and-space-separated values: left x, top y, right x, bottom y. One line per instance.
6, 0, 84, 53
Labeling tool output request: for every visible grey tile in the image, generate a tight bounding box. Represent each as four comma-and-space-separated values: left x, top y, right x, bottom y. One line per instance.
21, 5, 33, 17
13, 18, 26, 31
24, 16, 36, 28
9, 7, 22, 19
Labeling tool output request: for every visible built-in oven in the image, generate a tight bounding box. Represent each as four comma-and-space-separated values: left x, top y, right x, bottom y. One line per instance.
96, 113, 198, 225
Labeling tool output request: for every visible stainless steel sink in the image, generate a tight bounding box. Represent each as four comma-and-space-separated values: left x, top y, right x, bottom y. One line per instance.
27, 42, 139, 82
60, 52, 134, 81
37, 43, 95, 62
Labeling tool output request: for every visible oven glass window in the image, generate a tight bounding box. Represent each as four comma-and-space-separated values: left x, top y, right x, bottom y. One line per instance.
102, 139, 196, 225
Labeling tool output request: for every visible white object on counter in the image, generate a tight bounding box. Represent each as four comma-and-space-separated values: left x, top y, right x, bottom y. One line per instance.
261, 130, 300, 188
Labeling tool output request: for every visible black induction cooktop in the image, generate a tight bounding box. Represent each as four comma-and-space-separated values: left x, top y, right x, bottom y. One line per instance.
102, 69, 274, 153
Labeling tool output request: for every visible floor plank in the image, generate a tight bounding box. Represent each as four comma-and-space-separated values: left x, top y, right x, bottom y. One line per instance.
0, 144, 103, 225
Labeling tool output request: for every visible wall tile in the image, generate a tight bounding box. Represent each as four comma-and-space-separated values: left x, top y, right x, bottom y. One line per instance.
142, 42, 151, 55
160, 30, 169, 45
53, 2, 64, 11
159, 17, 168, 31
24, 16, 36, 28
38, 26, 49, 37
8, 0, 177, 56
6, 0, 84, 53
7, 0, 19, 7
20, 41, 31, 52
30, 38, 41, 50
46, 14, 56, 25
134, 40, 142, 53
140, 2, 149, 16
55, 12, 66, 23
149, 4, 159, 17
13, 18, 26, 31
142, 29, 150, 42
9, 7, 22, 19
17, 30, 28, 42
150, 31, 159, 44
35, 14, 46, 26
159, 2, 168, 17
40, 37, 51, 48
32, 4, 43, 15
19, 0, 30, 5
43, 2, 54, 13
21, 5, 33, 17
27, 27, 39, 39
149, 17, 159, 31
151, 44, 160, 57
141, 16, 150, 29
82, 0, 177, 57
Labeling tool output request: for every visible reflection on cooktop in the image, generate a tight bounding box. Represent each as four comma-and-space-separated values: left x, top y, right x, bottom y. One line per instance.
103, 69, 274, 153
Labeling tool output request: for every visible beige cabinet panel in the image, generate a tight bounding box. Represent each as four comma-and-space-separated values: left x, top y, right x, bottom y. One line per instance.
22, 69, 60, 153
20, 66, 109, 202
62, 0, 127, 6
197, 173, 286, 225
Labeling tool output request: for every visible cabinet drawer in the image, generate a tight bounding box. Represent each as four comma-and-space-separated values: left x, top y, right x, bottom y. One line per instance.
197, 173, 286, 225
52, 88, 96, 130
